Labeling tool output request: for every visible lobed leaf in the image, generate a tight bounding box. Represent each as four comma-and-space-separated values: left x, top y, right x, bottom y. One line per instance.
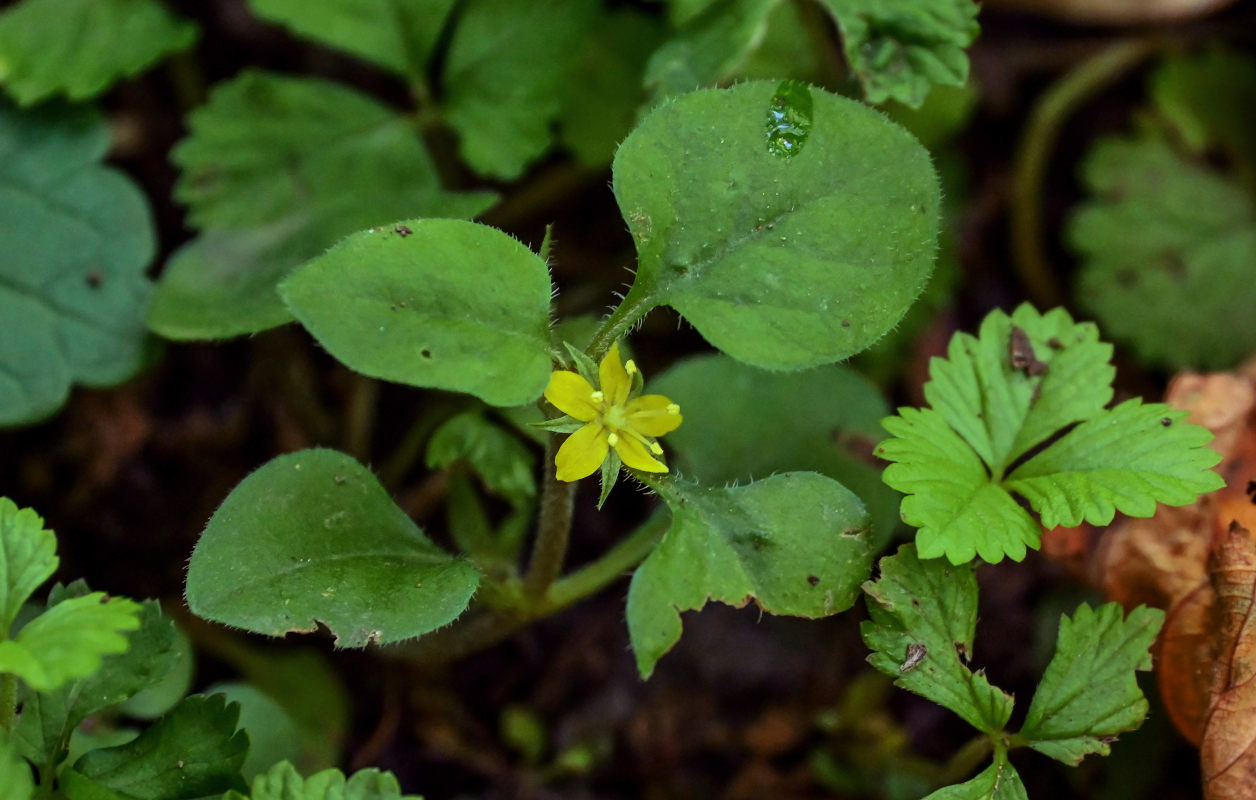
644, 0, 780, 97
923, 749, 1027, 800
227, 760, 421, 800
0, 734, 34, 800
613, 81, 939, 370
817, 0, 979, 107
0, 592, 140, 692
186, 449, 479, 647
0, 101, 156, 426
877, 304, 1224, 564
0, 0, 196, 105
1018, 602, 1163, 765
426, 412, 536, 505
279, 219, 553, 407
626, 472, 872, 678
0, 498, 57, 633
861, 545, 1014, 734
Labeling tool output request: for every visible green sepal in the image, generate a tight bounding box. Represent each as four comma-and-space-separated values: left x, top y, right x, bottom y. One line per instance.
597, 450, 622, 510
528, 416, 586, 434
562, 342, 599, 384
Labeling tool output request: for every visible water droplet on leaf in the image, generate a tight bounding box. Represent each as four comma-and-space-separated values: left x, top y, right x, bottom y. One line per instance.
765, 81, 813, 159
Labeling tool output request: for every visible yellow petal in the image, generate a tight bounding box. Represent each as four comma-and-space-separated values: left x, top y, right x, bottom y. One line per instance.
625, 394, 683, 437
554, 424, 610, 481
599, 342, 631, 406
545, 371, 600, 422
613, 432, 668, 473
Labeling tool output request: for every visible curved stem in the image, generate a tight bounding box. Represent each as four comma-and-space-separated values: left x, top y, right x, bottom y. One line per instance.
343, 374, 380, 462
542, 510, 670, 612
1010, 37, 1161, 308
521, 434, 577, 603
585, 286, 659, 363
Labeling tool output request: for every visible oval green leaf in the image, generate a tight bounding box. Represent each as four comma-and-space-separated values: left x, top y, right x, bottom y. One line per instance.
612, 81, 939, 369
186, 449, 479, 647
279, 219, 553, 407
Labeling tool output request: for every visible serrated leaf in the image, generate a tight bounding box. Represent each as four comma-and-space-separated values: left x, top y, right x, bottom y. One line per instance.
70, 694, 248, 799
0, 592, 140, 692
1069, 132, 1256, 370
242, 760, 421, 800
1018, 602, 1163, 765
279, 219, 552, 407
247, 0, 456, 77
612, 81, 939, 369
651, 354, 899, 548
0, 734, 34, 800
426, 412, 536, 505
442, 0, 595, 179
644, 0, 780, 97
0, 100, 156, 426
0, 498, 57, 632
186, 449, 479, 647
877, 304, 1224, 564
923, 749, 1027, 800
14, 599, 182, 767
626, 472, 873, 678
205, 683, 301, 782
158, 71, 494, 340
0, 0, 196, 105
1150, 46, 1256, 174
817, 0, 979, 107
861, 544, 1014, 734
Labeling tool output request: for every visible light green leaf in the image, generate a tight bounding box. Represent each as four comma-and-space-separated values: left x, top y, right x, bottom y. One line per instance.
186, 449, 479, 647
1018, 602, 1163, 765
442, 0, 596, 178
280, 219, 552, 407
241, 760, 421, 800
158, 71, 494, 340
651, 354, 899, 548
626, 472, 872, 678
1069, 133, 1256, 370
71, 694, 248, 799
861, 545, 1014, 734
205, 683, 302, 782
612, 81, 939, 370
0, 734, 34, 800
426, 412, 536, 505
0, 592, 140, 692
0, 498, 57, 633
817, 0, 979, 107
0, 0, 196, 105
877, 304, 1224, 564
247, 0, 456, 77
1149, 46, 1256, 173
0, 100, 156, 426
923, 750, 1027, 800
644, 0, 780, 97
14, 598, 182, 767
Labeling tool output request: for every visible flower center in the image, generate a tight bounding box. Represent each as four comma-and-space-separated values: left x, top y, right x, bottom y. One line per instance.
603, 403, 629, 431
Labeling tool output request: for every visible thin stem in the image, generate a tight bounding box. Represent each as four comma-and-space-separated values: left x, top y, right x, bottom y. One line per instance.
343, 373, 380, 462
1010, 37, 1161, 308
585, 286, 659, 362
543, 510, 670, 612
939, 733, 997, 785
0, 673, 15, 733
521, 434, 577, 603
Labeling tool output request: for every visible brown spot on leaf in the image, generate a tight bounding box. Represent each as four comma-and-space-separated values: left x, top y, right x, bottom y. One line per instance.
1010, 326, 1048, 377
395, 225, 413, 237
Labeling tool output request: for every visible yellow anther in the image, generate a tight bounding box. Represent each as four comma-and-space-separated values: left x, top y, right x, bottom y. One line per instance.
649, 441, 664, 455
590, 390, 604, 403
607, 432, 620, 447
666, 403, 680, 414
626, 359, 639, 375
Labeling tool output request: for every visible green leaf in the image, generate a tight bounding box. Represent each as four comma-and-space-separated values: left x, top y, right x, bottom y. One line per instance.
0, 593, 140, 692
0, 498, 57, 633
877, 304, 1224, 564
442, 0, 596, 178
0, 734, 34, 800
644, 0, 780, 97
0, 100, 156, 426
239, 760, 421, 800
247, 0, 456, 77
817, 0, 979, 107
279, 219, 553, 407
14, 598, 182, 767
1069, 132, 1256, 370
923, 749, 1027, 800
626, 472, 873, 678
70, 694, 248, 799
0, 0, 197, 105
205, 683, 301, 782
1018, 602, 1163, 765
186, 449, 479, 647
116, 624, 194, 719
426, 412, 536, 505
158, 71, 494, 340
650, 354, 899, 548
1149, 46, 1256, 173
861, 545, 1014, 734
612, 81, 939, 370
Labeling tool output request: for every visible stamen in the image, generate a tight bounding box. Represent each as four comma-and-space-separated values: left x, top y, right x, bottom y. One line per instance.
666, 403, 680, 414
590, 390, 604, 403
607, 432, 620, 447
625, 360, 639, 375
649, 441, 664, 455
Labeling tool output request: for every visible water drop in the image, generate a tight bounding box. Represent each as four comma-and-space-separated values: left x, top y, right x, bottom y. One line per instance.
765, 80, 813, 159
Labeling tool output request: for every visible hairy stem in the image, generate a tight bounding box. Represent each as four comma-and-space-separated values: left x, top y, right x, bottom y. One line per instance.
521, 434, 577, 603
585, 286, 658, 363
1010, 37, 1161, 308
543, 510, 669, 612
0, 673, 14, 734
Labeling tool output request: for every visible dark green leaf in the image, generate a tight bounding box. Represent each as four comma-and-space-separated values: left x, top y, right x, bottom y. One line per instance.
644, 0, 780, 97
204, 683, 301, 782
924, 749, 1027, 800
426, 412, 536, 504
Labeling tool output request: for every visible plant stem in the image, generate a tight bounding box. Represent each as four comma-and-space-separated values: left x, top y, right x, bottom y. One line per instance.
0, 673, 15, 733
343, 373, 380, 462
585, 286, 658, 362
1010, 37, 1161, 308
521, 435, 577, 603
939, 733, 996, 785
542, 510, 670, 612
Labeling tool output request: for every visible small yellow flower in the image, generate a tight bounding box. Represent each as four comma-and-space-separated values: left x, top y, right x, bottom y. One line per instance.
544, 343, 683, 482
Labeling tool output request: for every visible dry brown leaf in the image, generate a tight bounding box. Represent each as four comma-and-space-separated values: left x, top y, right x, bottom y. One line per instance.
983, 0, 1239, 24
